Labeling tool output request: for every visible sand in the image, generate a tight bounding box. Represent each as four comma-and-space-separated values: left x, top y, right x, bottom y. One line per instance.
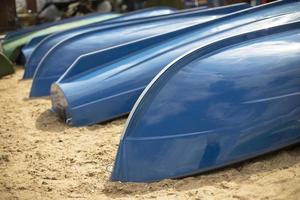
0, 69, 299, 200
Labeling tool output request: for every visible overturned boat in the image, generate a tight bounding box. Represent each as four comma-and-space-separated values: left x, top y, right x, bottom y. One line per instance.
20, 35, 49, 64
0, 53, 14, 77
2, 13, 121, 62
51, 0, 300, 126
23, 6, 212, 79
111, 20, 300, 182
29, 3, 249, 97
21, 7, 177, 67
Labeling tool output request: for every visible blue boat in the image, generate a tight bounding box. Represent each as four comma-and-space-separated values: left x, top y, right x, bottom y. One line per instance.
51, 0, 300, 126
21, 7, 176, 67
23, 6, 212, 79
29, 4, 249, 97
111, 20, 300, 182
20, 35, 48, 64
2, 13, 120, 62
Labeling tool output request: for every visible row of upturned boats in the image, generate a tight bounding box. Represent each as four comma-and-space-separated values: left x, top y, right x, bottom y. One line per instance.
0, 0, 300, 182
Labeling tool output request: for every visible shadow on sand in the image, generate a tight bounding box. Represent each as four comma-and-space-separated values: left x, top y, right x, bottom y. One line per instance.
35, 109, 68, 132
102, 144, 300, 198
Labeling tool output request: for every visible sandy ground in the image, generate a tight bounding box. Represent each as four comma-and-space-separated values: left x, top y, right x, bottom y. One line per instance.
0, 69, 300, 200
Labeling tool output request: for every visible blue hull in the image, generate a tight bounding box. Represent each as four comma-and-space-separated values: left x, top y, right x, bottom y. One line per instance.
23, 7, 212, 80
51, 0, 300, 126
21, 7, 176, 68
111, 21, 300, 182
20, 35, 48, 64
29, 4, 249, 97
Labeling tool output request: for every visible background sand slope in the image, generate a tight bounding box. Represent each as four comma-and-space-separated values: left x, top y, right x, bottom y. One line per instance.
0, 69, 299, 200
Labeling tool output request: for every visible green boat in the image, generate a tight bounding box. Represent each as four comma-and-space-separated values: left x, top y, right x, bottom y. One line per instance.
0, 52, 14, 77
2, 13, 119, 62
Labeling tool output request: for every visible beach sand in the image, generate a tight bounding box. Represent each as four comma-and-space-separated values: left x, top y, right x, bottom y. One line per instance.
0, 69, 300, 199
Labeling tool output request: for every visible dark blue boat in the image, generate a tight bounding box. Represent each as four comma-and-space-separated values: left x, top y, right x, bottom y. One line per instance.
111, 21, 300, 182
29, 4, 249, 97
51, 0, 300, 126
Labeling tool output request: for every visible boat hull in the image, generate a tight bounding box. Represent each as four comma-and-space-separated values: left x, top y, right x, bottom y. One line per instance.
21, 7, 176, 68
2, 13, 120, 62
23, 7, 213, 79
52, 0, 300, 126
29, 4, 249, 97
20, 35, 48, 65
112, 21, 300, 182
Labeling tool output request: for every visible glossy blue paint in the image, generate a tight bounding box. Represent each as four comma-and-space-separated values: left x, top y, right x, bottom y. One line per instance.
51, 0, 300, 126
23, 7, 213, 80
20, 35, 48, 64
111, 21, 300, 182
29, 4, 249, 97
21, 7, 176, 68
22, 7, 176, 78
